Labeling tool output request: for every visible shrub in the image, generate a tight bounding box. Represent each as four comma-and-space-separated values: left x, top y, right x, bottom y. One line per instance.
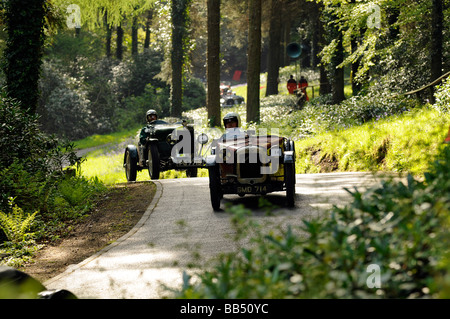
38, 59, 93, 140
111, 50, 165, 103
175, 146, 450, 299
183, 77, 206, 111
0, 198, 38, 244
434, 77, 450, 113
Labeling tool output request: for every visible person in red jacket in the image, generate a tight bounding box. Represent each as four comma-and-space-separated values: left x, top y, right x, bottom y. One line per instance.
287, 75, 297, 95
445, 125, 450, 144
298, 76, 309, 101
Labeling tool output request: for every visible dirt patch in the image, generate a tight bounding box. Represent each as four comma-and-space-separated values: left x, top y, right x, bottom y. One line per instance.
20, 182, 156, 283
310, 149, 339, 172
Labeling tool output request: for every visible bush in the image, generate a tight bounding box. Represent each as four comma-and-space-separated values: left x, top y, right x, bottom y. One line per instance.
183, 77, 206, 111
111, 51, 165, 103
305, 92, 418, 132
434, 77, 450, 113
38, 59, 93, 140
175, 146, 450, 299
0, 198, 38, 244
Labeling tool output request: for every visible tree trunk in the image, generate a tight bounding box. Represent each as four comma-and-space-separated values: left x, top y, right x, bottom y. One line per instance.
144, 10, 153, 50
116, 24, 124, 60
132, 16, 138, 56
280, 1, 291, 67
350, 0, 361, 96
331, 31, 345, 104
3, 0, 46, 114
207, 0, 222, 127
266, 0, 282, 97
431, 0, 443, 83
247, 0, 262, 124
318, 4, 331, 96
171, 0, 190, 118
104, 11, 112, 58
351, 37, 361, 96
310, 2, 321, 69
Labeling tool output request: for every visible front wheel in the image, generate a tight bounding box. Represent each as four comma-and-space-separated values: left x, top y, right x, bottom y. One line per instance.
285, 162, 296, 207
124, 148, 137, 182
148, 144, 160, 180
208, 165, 222, 211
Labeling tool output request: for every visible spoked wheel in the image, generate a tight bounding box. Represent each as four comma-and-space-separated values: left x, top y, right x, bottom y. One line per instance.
124, 148, 137, 182
285, 162, 296, 207
208, 165, 222, 211
148, 144, 160, 180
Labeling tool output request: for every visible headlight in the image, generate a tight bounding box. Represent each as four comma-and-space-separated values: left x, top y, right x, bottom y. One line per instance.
197, 133, 209, 145
270, 147, 282, 157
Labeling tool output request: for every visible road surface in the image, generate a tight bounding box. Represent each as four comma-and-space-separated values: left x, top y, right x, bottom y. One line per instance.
45, 172, 388, 299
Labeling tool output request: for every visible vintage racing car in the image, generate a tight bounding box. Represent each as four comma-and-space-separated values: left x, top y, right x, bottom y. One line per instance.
124, 120, 208, 181
206, 128, 296, 210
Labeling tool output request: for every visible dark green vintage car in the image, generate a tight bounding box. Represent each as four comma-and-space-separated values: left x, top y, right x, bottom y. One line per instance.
123, 120, 208, 181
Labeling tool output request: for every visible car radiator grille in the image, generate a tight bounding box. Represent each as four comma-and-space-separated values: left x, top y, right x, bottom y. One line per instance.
236, 146, 267, 184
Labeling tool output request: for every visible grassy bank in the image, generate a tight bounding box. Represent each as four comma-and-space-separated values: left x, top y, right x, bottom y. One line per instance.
73, 104, 449, 185
295, 107, 450, 176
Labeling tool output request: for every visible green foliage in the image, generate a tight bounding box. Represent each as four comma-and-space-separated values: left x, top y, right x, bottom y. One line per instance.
0, 91, 44, 168
0, 198, 38, 244
183, 77, 206, 111
2, 0, 46, 113
38, 48, 171, 140
46, 175, 107, 221
175, 146, 450, 299
434, 77, 450, 113
295, 107, 450, 174
0, 86, 107, 266
316, 0, 447, 94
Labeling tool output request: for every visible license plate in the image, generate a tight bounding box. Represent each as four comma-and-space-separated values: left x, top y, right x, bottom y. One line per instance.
236, 185, 270, 194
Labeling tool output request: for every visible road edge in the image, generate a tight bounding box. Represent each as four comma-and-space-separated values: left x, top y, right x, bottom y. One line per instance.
43, 181, 163, 287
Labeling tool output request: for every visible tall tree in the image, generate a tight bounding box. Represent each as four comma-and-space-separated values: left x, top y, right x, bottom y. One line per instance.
247, 0, 262, 124
116, 24, 124, 60
144, 10, 153, 50
431, 0, 443, 82
104, 10, 112, 58
3, 0, 46, 114
132, 15, 139, 56
265, 0, 282, 97
170, 0, 191, 118
330, 24, 345, 104
207, 0, 222, 127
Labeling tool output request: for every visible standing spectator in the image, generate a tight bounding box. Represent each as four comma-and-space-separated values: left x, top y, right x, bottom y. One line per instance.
298, 76, 309, 101
445, 125, 450, 144
287, 75, 297, 95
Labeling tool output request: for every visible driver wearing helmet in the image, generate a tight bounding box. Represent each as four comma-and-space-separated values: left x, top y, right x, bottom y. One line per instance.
146, 109, 158, 123
221, 112, 246, 141
223, 112, 241, 129
138, 109, 158, 166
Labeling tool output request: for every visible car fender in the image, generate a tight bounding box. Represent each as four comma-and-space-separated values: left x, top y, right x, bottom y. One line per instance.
125, 145, 139, 161
205, 155, 217, 167
284, 151, 295, 164
147, 138, 159, 144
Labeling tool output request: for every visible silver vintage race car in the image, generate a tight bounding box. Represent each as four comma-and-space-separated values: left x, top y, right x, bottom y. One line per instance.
205, 128, 296, 211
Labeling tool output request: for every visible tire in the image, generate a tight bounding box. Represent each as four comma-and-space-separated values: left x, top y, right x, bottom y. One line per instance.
208, 165, 222, 211
148, 143, 160, 180
186, 168, 198, 178
285, 162, 296, 207
124, 148, 137, 182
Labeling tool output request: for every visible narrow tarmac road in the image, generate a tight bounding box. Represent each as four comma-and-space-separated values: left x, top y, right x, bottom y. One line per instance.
44, 172, 387, 299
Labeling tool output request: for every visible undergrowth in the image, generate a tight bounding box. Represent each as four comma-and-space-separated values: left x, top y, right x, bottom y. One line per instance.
175, 145, 450, 299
